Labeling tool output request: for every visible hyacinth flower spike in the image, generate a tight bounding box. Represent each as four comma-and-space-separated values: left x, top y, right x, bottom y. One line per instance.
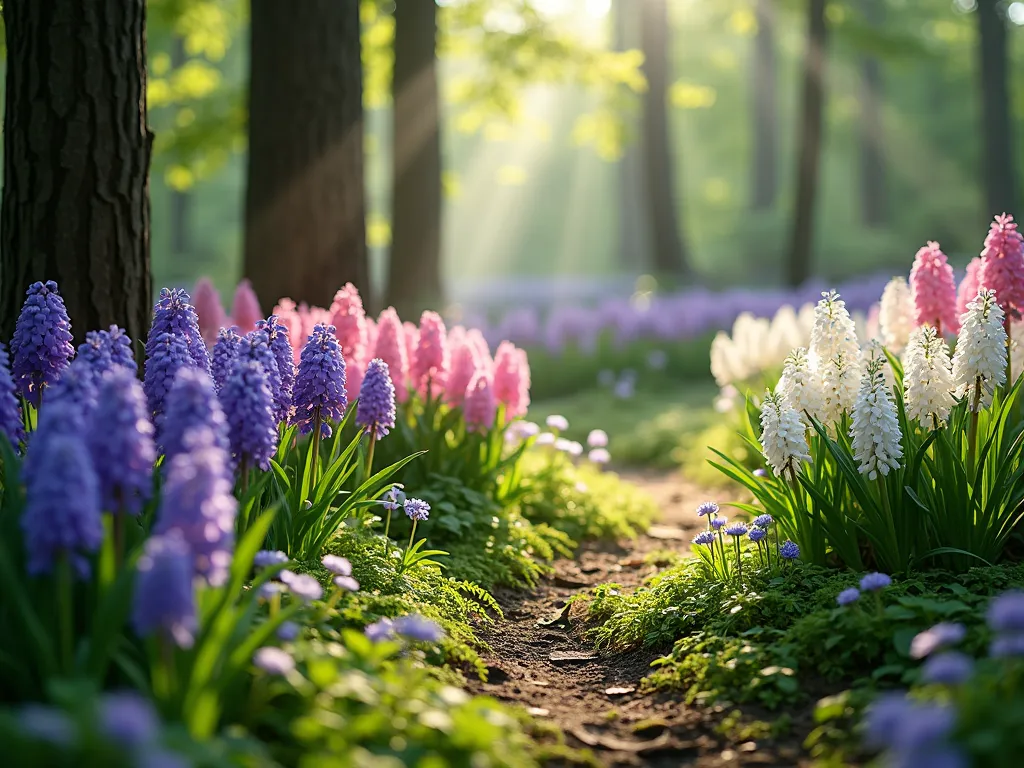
355, 358, 397, 479
293, 324, 347, 489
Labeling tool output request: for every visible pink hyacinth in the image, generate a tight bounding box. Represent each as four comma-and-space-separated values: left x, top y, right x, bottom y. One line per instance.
466, 328, 493, 370
446, 330, 478, 408
373, 309, 409, 402
345, 356, 365, 404
464, 370, 496, 432
403, 321, 419, 377
909, 241, 960, 335
329, 283, 369, 363
300, 304, 332, 346
231, 279, 263, 335
413, 311, 449, 398
272, 298, 305, 363
979, 213, 1024, 319
193, 277, 226, 347
957, 257, 983, 322
492, 342, 531, 421
365, 317, 379, 356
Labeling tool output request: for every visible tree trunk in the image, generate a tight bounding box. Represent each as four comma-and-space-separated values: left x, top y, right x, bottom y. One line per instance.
751, 0, 778, 210
0, 0, 152, 349
976, 0, 1018, 216
386, 0, 443, 317
244, 0, 368, 312
858, 0, 886, 227
615, 0, 649, 273
170, 36, 191, 257
640, 0, 691, 280
785, 0, 827, 288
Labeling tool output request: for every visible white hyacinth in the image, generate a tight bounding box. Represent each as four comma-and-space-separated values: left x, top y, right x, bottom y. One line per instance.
760, 390, 811, 478
777, 347, 824, 422
818, 350, 863, 425
710, 331, 744, 388
809, 291, 862, 369
951, 288, 1007, 411
850, 355, 904, 480
878, 277, 914, 355
904, 325, 955, 429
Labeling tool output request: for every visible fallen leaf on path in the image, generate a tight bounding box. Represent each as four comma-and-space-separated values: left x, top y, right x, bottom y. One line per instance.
526, 679, 550, 686
549, 650, 598, 663
552, 574, 589, 588
569, 726, 672, 754
537, 603, 572, 627
527, 707, 550, 717
604, 686, 636, 696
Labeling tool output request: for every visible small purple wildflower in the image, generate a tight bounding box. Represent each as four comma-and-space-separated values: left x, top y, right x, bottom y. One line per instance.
404, 498, 431, 522
258, 581, 287, 600
322, 554, 352, 576
753, 468, 768, 478
132, 532, 197, 649
990, 633, 1024, 657
693, 531, 716, 546
293, 323, 347, 437
724, 523, 748, 537
254, 550, 289, 568
837, 587, 861, 606
921, 652, 974, 685
98, 692, 159, 747
780, 540, 800, 560
696, 501, 719, 517
277, 622, 301, 641
366, 618, 395, 642
383, 486, 406, 512
356, 358, 397, 439
546, 414, 568, 431
221, 359, 278, 471
393, 615, 445, 642
587, 429, 608, 448
334, 575, 360, 591
987, 591, 1024, 633
280, 570, 323, 602
18, 704, 75, 746
588, 448, 611, 464
753, 514, 774, 528
859, 572, 892, 592
0, 344, 25, 448
211, 327, 242, 394
147, 288, 210, 373
535, 432, 555, 446
253, 647, 295, 676
910, 622, 966, 659
710, 517, 728, 531
10, 280, 74, 407
748, 527, 768, 543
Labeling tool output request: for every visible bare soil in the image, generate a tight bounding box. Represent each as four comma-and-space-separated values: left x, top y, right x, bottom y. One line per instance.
465, 471, 815, 767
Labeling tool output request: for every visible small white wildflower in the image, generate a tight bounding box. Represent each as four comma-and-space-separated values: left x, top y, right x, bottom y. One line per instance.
951, 289, 1007, 411
777, 347, 824, 423
759, 390, 811, 478
879, 277, 914, 355
850, 356, 904, 480
904, 325, 956, 429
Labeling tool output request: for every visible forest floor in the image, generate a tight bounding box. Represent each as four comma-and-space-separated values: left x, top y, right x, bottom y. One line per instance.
465, 471, 815, 767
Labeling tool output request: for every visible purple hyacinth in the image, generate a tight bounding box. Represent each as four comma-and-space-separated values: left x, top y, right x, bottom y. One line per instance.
990, 633, 1024, 657
98, 692, 159, 747
860, 572, 892, 592
160, 368, 230, 462
293, 323, 347, 437
0, 343, 25, 449
365, 618, 395, 642
693, 531, 715, 546
87, 369, 156, 516
147, 288, 210, 373
46, 359, 101, 423
21, 433, 103, 579
987, 591, 1024, 633
21, 399, 87, 490
748, 527, 768, 543
10, 280, 74, 407
404, 498, 430, 522
155, 429, 237, 586
256, 315, 295, 412
921, 652, 973, 685
780, 540, 800, 560
356, 358, 396, 439
393, 615, 444, 642
77, 326, 138, 376
18, 704, 75, 746
144, 332, 192, 428
132, 531, 197, 649
221, 359, 278, 471
239, 329, 286, 424
837, 587, 861, 606
210, 327, 242, 394
753, 514, 774, 528
910, 622, 967, 660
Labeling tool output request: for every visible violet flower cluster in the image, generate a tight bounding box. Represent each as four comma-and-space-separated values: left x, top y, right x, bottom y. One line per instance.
10, 280, 75, 407
356, 358, 396, 439
160, 367, 230, 462
293, 323, 347, 437
221, 359, 278, 471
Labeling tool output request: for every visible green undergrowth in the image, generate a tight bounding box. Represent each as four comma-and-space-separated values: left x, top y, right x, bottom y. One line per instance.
588, 556, 1024, 711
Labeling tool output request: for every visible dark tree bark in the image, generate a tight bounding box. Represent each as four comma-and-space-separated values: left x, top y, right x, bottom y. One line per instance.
975, 0, 1019, 216
170, 36, 191, 257
786, 0, 827, 288
615, 0, 650, 272
858, 0, 886, 227
640, 0, 691, 279
244, 0, 369, 312
751, 0, 779, 210
386, 0, 443, 317
0, 0, 153, 348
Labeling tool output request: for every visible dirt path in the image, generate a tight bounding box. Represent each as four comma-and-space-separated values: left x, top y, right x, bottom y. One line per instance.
465, 472, 806, 767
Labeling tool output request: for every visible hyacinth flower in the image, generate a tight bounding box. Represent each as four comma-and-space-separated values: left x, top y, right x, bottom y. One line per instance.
132, 531, 197, 651
850, 347, 903, 481
412, 311, 449, 399
909, 242, 960, 336
957, 257, 983, 322
256, 314, 295, 419
88, 370, 156, 563
239, 328, 287, 424
144, 332, 193, 432
464, 370, 497, 432
329, 283, 369, 364
355, 358, 397, 477
373, 308, 409, 403
492, 341, 531, 422
210, 327, 242, 394
293, 323, 348, 485
231, 278, 263, 335
759, 390, 811, 483
777, 347, 824, 425
446, 333, 480, 408
160, 367, 230, 463
11, 280, 75, 408
878, 277, 914, 355
904, 325, 955, 430
0, 343, 24, 450
403, 321, 419, 377
273, 298, 306, 364
76, 325, 138, 377
147, 288, 210, 373
222, 359, 278, 480
192, 277, 226, 347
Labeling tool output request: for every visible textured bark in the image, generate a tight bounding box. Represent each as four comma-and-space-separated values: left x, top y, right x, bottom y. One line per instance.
786, 0, 827, 288
858, 0, 886, 227
976, 0, 1018, 217
751, 0, 778, 210
0, 0, 152, 348
244, 0, 369, 312
386, 0, 443, 317
641, 0, 691, 279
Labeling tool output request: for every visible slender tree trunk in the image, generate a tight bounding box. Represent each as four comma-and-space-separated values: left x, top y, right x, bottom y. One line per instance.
976, 0, 1018, 216
386, 0, 443, 316
858, 0, 886, 227
244, 0, 368, 312
170, 36, 191, 257
640, 0, 691, 280
786, 0, 827, 288
615, 0, 649, 272
751, 0, 778, 210
0, 0, 153, 348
